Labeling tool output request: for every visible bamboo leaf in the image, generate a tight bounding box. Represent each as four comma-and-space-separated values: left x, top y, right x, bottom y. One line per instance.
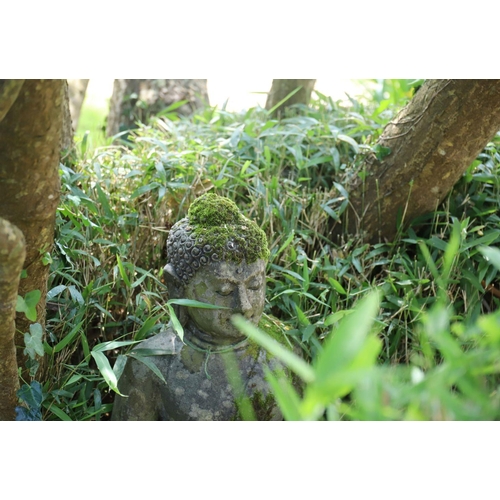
167, 298, 229, 309
129, 351, 167, 384
91, 351, 125, 395
232, 315, 315, 383
479, 246, 500, 272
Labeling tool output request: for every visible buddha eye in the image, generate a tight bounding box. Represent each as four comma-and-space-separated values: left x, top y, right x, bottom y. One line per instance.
248, 282, 262, 291
216, 289, 233, 297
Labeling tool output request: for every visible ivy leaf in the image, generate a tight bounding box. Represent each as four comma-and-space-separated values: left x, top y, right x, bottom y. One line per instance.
16, 290, 41, 321
24, 323, 45, 359
16, 381, 45, 421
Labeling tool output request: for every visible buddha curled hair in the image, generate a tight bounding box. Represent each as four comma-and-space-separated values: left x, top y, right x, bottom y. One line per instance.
166, 193, 270, 284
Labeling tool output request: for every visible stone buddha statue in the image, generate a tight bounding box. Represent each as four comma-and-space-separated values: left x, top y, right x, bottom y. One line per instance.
112, 193, 294, 420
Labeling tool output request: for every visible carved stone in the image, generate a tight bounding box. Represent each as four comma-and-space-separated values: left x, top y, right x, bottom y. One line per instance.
112, 193, 295, 420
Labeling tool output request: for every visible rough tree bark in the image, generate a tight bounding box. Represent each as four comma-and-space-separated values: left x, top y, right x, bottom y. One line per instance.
265, 79, 316, 118
67, 79, 89, 130
106, 79, 209, 136
0, 79, 64, 365
0, 80, 25, 122
0, 218, 26, 420
340, 79, 500, 243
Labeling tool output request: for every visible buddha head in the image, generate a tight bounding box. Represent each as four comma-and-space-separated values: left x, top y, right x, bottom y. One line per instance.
164, 193, 270, 344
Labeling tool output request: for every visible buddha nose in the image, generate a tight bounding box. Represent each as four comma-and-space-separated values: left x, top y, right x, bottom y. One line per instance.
236, 286, 253, 318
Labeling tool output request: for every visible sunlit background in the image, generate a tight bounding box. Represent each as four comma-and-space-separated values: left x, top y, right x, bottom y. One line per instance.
84, 78, 363, 113
76, 78, 369, 149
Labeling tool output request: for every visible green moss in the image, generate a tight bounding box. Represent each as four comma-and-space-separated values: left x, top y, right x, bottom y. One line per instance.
250, 391, 276, 421
187, 193, 270, 264
189, 193, 241, 226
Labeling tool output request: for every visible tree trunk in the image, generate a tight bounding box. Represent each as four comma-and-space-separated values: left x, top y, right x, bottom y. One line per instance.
61, 80, 74, 152
339, 79, 500, 243
0, 80, 25, 122
0, 218, 26, 420
265, 79, 316, 118
106, 79, 209, 136
67, 79, 89, 131
0, 79, 64, 367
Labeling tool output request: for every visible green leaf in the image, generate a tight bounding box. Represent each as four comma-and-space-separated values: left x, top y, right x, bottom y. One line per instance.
134, 313, 163, 341
47, 284, 68, 300
46, 404, 73, 421
267, 85, 303, 115
295, 304, 310, 327
112, 354, 128, 382
324, 310, 353, 326
301, 324, 316, 343
307, 339, 381, 406
167, 298, 229, 309
222, 351, 256, 421
95, 184, 113, 218
91, 351, 125, 395
128, 351, 167, 384
16, 289, 41, 321
80, 330, 90, 360
479, 246, 500, 272
92, 339, 142, 353
328, 278, 347, 295
276, 230, 295, 256
232, 315, 315, 383
314, 291, 381, 393
68, 285, 84, 305
156, 99, 189, 116
53, 320, 84, 353
304, 155, 333, 168
265, 368, 304, 421
17, 381, 45, 409
477, 312, 500, 344
132, 348, 175, 356
166, 303, 184, 341
130, 182, 161, 199
338, 134, 359, 154
372, 144, 392, 160
116, 255, 131, 287
24, 323, 45, 359
41, 252, 53, 266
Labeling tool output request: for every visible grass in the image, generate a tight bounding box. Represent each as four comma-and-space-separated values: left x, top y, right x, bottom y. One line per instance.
15, 81, 500, 420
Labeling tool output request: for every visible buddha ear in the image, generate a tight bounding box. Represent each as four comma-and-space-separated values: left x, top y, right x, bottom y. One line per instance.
164, 263, 183, 299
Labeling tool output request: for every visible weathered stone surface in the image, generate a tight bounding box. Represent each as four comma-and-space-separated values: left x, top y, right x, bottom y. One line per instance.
112, 324, 288, 421
112, 193, 295, 421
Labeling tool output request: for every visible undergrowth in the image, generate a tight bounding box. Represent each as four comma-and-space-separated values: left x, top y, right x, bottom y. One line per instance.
15, 85, 500, 420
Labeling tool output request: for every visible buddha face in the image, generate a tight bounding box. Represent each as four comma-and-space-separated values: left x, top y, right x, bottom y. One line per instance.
184, 259, 266, 343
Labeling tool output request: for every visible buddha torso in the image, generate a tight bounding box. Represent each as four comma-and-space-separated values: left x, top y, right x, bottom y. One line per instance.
112, 323, 288, 421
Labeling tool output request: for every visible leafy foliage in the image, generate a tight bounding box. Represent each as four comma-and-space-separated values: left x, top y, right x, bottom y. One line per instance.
17, 82, 500, 420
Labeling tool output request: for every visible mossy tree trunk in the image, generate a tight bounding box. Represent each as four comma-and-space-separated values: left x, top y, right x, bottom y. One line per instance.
0, 218, 26, 420
337, 79, 500, 243
0, 79, 65, 368
265, 79, 316, 118
106, 79, 209, 136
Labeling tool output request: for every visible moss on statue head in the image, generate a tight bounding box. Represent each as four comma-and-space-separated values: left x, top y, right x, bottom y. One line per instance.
187, 193, 270, 264
189, 193, 241, 226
